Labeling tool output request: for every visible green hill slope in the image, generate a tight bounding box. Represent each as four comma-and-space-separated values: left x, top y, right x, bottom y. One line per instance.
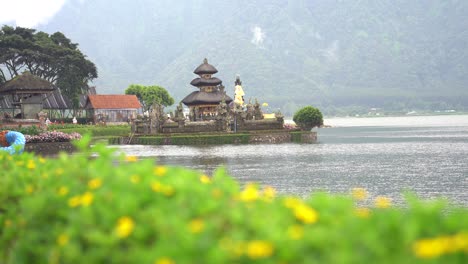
41, 0, 468, 114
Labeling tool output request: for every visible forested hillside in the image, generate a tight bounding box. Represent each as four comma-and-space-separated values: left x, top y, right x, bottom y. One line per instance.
40, 0, 468, 115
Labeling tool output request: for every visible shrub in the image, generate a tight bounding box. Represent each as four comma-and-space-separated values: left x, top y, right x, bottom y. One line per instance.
293, 106, 323, 130
1, 125, 44, 135
0, 141, 467, 263
55, 125, 130, 137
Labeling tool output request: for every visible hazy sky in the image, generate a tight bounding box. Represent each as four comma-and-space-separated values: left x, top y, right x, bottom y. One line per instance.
0, 0, 68, 27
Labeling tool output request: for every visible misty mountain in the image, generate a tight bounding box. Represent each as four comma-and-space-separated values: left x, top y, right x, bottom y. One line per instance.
40, 0, 468, 114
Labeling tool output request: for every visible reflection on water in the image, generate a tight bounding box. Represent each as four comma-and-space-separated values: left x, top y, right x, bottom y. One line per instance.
112, 115, 468, 206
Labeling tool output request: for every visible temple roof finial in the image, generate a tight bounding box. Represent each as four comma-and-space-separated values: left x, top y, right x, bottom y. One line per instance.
203, 58, 208, 64
235, 74, 242, 86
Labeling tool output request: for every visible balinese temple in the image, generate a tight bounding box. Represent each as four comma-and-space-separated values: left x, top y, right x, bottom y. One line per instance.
182, 58, 233, 120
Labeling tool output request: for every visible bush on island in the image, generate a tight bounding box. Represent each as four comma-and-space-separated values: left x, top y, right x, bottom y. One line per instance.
293, 106, 323, 130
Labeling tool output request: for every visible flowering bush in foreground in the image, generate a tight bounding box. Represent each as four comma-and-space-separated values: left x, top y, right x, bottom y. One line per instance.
25, 131, 81, 143
0, 136, 467, 263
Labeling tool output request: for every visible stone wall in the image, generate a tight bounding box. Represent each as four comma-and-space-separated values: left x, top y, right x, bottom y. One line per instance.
161, 121, 220, 133
25, 142, 75, 156
112, 131, 317, 145
240, 119, 284, 131
248, 132, 291, 144
134, 117, 283, 135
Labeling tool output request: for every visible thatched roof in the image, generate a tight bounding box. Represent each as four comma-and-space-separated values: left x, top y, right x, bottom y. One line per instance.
0, 86, 96, 109
182, 91, 233, 106
190, 77, 222, 87
193, 58, 218, 75
0, 72, 56, 95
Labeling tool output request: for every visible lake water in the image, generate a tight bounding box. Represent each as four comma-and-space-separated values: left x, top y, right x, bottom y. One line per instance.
112, 115, 468, 206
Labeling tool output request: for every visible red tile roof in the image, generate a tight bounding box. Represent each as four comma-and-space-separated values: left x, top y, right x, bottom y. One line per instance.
87, 95, 141, 109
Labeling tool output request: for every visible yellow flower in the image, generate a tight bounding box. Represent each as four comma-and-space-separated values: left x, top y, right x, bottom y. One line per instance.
15, 161, 24, 166
374, 196, 392, 208
154, 257, 175, 264
293, 204, 318, 224
58, 186, 69, 196
4, 219, 12, 228
115, 216, 135, 238
68, 195, 81, 207
412, 232, 468, 258
239, 183, 259, 202
188, 218, 205, 234
351, 188, 368, 200
283, 197, 302, 209
130, 174, 140, 184
27, 160, 36, 169
246, 240, 274, 259
354, 207, 371, 218
200, 174, 211, 184
151, 181, 163, 192
25, 185, 34, 194
125, 155, 138, 162
57, 234, 69, 246
451, 232, 468, 252
38, 157, 46, 164
154, 166, 167, 177
287, 225, 304, 240
88, 178, 102, 190
413, 238, 447, 259
41, 173, 49, 179
262, 186, 276, 200
81, 192, 94, 206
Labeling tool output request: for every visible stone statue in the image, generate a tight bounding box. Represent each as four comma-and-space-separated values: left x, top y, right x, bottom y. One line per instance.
173, 102, 185, 121
253, 99, 264, 120
245, 103, 254, 120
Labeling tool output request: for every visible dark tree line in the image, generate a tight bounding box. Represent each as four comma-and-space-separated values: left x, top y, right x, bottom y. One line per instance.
0, 25, 97, 108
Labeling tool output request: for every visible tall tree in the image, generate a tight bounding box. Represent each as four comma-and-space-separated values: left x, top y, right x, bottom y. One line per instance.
125, 84, 174, 111
0, 25, 97, 108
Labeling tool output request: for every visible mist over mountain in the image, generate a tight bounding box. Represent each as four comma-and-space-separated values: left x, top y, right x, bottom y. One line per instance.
40, 0, 468, 115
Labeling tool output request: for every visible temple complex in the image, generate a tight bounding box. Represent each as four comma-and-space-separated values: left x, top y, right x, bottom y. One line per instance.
182, 58, 233, 121
132, 58, 287, 135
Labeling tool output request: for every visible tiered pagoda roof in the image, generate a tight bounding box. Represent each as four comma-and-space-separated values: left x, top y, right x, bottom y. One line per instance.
182, 58, 232, 107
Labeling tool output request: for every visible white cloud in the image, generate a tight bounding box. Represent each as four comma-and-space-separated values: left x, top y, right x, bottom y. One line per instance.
251, 26, 265, 47
0, 0, 67, 28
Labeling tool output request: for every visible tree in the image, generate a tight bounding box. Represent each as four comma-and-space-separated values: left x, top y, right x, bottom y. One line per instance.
293, 106, 323, 130
125, 84, 174, 111
0, 25, 97, 108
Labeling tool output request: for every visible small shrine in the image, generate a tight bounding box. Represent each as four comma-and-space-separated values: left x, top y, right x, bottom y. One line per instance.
182, 58, 233, 121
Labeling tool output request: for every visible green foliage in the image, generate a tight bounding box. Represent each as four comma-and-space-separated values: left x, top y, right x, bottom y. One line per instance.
293, 106, 324, 130
0, 146, 467, 263
0, 25, 97, 103
54, 125, 130, 137
40, 1, 468, 112
0, 125, 44, 135
125, 84, 174, 111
